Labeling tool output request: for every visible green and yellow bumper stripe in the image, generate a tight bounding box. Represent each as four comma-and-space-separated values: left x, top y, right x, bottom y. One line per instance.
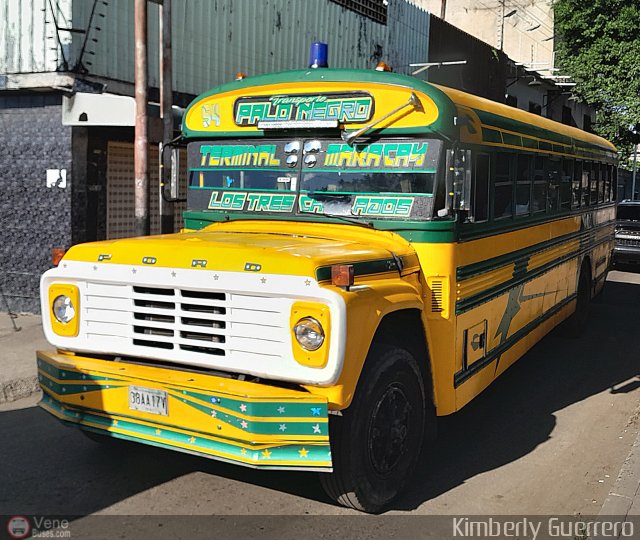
37, 351, 331, 470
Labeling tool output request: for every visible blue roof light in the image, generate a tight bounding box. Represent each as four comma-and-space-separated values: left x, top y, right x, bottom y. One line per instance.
309, 42, 329, 68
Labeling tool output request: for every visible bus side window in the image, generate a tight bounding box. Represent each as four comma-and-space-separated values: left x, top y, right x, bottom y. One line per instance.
582, 162, 591, 207
473, 153, 490, 222
590, 162, 599, 205
609, 165, 616, 201
547, 156, 561, 212
493, 152, 513, 219
560, 158, 573, 210
532, 155, 546, 213
515, 153, 531, 216
598, 163, 606, 203
572, 161, 582, 208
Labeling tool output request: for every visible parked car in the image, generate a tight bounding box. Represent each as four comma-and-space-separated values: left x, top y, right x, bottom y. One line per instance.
613, 200, 640, 267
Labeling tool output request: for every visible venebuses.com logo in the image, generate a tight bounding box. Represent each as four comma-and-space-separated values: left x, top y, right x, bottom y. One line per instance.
6, 517, 30, 539
6, 516, 71, 539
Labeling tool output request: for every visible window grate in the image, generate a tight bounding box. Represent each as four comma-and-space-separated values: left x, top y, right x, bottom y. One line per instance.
330, 0, 387, 25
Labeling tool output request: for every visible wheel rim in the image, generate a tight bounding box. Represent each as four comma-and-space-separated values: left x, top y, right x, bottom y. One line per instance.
368, 384, 413, 475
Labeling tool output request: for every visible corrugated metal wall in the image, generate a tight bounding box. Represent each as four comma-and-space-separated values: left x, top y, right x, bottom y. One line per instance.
0, 0, 71, 74
2, 0, 429, 95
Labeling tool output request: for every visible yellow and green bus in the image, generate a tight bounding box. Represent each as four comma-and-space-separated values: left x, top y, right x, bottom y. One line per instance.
37, 66, 616, 513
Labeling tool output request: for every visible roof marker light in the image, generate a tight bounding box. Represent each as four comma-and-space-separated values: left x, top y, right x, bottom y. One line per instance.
235, 72, 248, 80
309, 42, 328, 68
375, 61, 393, 72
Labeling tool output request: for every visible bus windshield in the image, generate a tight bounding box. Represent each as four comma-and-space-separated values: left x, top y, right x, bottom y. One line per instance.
187, 138, 443, 220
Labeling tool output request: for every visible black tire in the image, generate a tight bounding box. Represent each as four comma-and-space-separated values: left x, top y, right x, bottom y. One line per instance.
562, 262, 591, 337
320, 345, 427, 513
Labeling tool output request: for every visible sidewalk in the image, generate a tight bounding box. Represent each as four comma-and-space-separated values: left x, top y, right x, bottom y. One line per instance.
599, 425, 640, 526
0, 311, 48, 403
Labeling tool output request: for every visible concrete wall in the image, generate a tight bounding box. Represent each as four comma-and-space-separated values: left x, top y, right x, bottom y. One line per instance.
412, 0, 554, 67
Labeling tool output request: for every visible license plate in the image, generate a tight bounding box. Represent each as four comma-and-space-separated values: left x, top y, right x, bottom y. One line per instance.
128, 385, 168, 416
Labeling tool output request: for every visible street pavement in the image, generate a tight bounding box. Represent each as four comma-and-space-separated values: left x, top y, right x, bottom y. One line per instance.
0, 311, 46, 403
0, 271, 638, 535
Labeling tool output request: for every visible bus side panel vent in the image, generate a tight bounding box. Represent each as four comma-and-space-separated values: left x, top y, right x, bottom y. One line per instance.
426, 277, 450, 319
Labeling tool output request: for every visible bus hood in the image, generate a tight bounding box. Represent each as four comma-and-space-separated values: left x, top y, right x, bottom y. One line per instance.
61, 221, 420, 280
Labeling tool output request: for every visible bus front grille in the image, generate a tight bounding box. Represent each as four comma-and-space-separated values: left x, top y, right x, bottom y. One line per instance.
81, 281, 288, 369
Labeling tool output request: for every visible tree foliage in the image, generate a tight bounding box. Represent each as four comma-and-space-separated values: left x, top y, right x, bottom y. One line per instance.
554, 0, 640, 162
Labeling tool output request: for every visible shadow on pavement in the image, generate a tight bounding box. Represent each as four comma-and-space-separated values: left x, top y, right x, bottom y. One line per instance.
1, 280, 638, 516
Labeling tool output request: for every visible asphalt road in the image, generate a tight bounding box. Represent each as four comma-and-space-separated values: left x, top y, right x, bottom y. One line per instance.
1, 272, 639, 530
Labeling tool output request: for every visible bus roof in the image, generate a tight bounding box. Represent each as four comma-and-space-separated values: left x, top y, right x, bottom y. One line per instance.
183, 68, 616, 160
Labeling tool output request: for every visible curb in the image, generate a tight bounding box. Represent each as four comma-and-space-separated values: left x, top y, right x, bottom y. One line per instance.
0, 375, 40, 404
599, 424, 640, 518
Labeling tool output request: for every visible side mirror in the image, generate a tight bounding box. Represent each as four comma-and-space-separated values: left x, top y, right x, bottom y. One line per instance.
161, 139, 186, 203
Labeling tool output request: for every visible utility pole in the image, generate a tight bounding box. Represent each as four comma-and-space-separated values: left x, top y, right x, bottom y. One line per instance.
498, 0, 517, 51
134, 0, 149, 237
160, 0, 174, 234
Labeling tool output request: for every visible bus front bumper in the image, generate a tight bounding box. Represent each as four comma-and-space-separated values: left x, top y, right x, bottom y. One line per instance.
37, 351, 332, 471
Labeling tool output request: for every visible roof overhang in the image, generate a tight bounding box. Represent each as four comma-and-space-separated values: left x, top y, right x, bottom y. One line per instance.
62, 92, 136, 126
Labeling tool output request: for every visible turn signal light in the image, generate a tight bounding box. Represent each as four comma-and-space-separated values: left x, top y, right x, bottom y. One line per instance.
331, 264, 354, 288
51, 247, 66, 267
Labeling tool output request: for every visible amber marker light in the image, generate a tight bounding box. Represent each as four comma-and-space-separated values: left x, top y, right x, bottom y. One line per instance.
331, 264, 354, 289
375, 61, 393, 72
51, 247, 66, 267
235, 72, 248, 80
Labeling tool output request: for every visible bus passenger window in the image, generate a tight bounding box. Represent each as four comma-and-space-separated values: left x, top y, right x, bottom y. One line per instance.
598, 163, 606, 203
560, 159, 573, 209
609, 165, 618, 201
582, 162, 591, 206
606, 165, 613, 201
547, 157, 561, 212
493, 153, 513, 219
473, 154, 490, 222
515, 154, 531, 216
590, 162, 599, 204
572, 161, 582, 208
532, 156, 546, 213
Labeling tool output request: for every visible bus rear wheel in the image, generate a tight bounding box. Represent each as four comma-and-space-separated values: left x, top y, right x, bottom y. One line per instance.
319, 345, 426, 513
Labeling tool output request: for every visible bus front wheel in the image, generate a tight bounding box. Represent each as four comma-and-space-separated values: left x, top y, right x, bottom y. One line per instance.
320, 345, 426, 513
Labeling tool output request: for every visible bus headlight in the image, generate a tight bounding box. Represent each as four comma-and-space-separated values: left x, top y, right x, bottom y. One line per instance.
49, 283, 80, 337
294, 317, 325, 351
53, 295, 75, 323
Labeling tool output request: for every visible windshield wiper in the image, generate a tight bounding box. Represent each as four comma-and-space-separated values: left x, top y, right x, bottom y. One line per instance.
310, 212, 374, 228
342, 92, 424, 146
